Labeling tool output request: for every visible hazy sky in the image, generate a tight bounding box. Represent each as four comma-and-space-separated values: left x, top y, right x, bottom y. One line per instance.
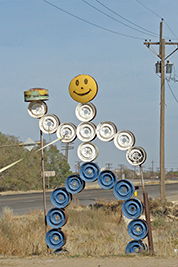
1, 0, 178, 172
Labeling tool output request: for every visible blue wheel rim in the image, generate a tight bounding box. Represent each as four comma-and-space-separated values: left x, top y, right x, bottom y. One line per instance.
79, 162, 100, 182
65, 175, 85, 194
51, 187, 72, 208
45, 229, 66, 250
113, 179, 135, 200
122, 198, 143, 219
46, 208, 68, 228
128, 219, 148, 240
125, 240, 146, 254
98, 170, 116, 189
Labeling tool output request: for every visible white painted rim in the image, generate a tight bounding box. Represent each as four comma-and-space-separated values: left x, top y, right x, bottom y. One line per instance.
96, 121, 117, 142
27, 101, 47, 118
77, 142, 99, 162
56, 123, 77, 143
114, 130, 135, 150
77, 122, 96, 142
75, 102, 96, 122
39, 114, 60, 134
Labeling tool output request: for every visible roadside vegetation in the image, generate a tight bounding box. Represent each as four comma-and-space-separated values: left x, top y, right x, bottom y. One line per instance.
0, 131, 72, 191
0, 199, 178, 257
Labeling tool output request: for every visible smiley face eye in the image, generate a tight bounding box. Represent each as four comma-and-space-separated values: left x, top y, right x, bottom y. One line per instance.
75, 79, 79, 86
84, 78, 88, 84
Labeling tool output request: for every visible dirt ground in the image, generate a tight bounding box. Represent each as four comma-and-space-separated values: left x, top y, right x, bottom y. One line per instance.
0, 256, 178, 267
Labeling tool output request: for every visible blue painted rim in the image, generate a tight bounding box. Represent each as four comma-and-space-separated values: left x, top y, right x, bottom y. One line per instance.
113, 179, 135, 200
122, 198, 143, 219
128, 219, 148, 240
65, 175, 85, 194
45, 229, 66, 250
46, 208, 68, 228
79, 162, 100, 182
125, 240, 146, 254
50, 187, 72, 208
98, 170, 116, 189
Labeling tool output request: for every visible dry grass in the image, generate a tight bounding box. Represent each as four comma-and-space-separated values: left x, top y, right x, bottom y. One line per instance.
148, 199, 178, 257
63, 200, 129, 256
0, 199, 178, 257
0, 207, 46, 256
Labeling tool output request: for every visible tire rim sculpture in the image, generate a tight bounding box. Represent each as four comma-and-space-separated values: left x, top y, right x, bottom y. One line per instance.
65, 174, 85, 194
27, 100, 47, 118
77, 142, 99, 162
25, 74, 148, 253
98, 170, 116, 189
122, 198, 144, 219
39, 114, 60, 134
75, 102, 96, 122
114, 130, 135, 151
96, 121, 117, 142
46, 208, 68, 228
113, 179, 135, 200
77, 122, 96, 142
79, 162, 100, 182
56, 123, 77, 143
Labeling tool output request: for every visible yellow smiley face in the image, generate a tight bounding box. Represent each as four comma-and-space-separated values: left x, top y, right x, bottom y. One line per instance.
69, 74, 98, 103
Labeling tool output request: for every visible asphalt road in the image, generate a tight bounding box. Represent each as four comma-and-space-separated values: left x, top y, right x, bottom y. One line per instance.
0, 183, 178, 217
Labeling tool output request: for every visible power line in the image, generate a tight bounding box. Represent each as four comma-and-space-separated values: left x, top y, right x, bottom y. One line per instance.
166, 79, 178, 104
136, 0, 178, 41
136, 0, 162, 19
164, 20, 178, 41
94, 0, 159, 37
42, 0, 143, 40
82, 0, 158, 38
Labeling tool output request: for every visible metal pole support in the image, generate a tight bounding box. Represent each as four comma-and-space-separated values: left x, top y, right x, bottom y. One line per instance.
140, 166, 154, 254
40, 130, 49, 253
143, 192, 154, 254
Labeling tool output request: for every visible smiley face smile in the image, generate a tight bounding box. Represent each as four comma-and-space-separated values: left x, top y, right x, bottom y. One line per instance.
73, 89, 92, 96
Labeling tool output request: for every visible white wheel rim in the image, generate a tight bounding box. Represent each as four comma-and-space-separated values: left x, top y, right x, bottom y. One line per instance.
77, 122, 96, 142
96, 121, 117, 142
126, 146, 147, 166
39, 114, 60, 134
27, 101, 47, 118
114, 130, 135, 150
56, 123, 77, 143
75, 102, 96, 122
77, 142, 98, 162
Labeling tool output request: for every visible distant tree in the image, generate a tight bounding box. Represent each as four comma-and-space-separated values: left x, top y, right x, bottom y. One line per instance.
0, 132, 73, 191
44, 144, 73, 188
0, 132, 42, 191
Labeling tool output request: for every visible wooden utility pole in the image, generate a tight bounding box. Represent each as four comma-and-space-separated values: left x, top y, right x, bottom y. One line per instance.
144, 19, 178, 205
160, 30, 166, 204
106, 163, 112, 170
40, 130, 48, 236
61, 142, 74, 163
151, 160, 154, 178
65, 142, 69, 162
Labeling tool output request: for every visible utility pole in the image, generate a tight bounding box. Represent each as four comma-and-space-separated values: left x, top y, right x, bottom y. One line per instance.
106, 163, 112, 170
76, 161, 81, 173
40, 130, 48, 239
144, 19, 178, 205
61, 142, 74, 163
65, 143, 69, 162
118, 164, 123, 176
151, 160, 154, 178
